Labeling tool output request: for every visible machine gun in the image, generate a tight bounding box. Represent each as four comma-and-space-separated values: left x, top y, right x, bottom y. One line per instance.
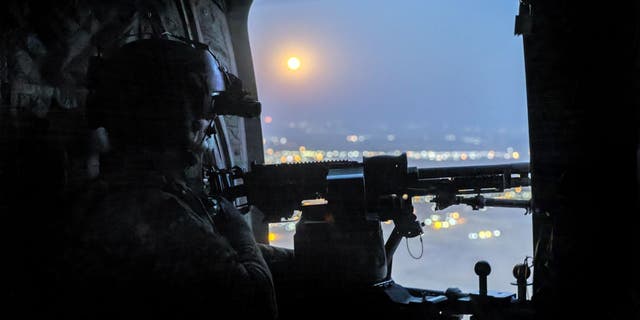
206, 153, 533, 319
207, 153, 531, 270
223, 153, 530, 219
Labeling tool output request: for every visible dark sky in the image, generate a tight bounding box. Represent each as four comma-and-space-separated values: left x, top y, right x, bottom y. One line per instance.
248, 0, 528, 143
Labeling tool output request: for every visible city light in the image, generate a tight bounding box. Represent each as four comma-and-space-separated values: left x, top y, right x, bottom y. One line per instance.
468, 230, 502, 241
263, 147, 529, 171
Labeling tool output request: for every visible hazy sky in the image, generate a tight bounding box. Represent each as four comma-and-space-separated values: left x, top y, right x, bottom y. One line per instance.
248, 0, 528, 139
249, 1, 533, 292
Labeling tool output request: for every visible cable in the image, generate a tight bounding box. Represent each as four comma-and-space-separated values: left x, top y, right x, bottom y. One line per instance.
406, 235, 424, 259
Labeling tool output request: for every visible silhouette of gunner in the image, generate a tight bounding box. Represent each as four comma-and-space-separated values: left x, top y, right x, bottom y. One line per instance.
61, 37, 290, 319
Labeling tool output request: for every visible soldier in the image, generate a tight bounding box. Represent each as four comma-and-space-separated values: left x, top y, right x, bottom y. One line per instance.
59, 37, 286, 319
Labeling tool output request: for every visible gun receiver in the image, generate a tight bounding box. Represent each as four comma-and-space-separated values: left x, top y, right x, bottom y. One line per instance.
243, 160, 360, 223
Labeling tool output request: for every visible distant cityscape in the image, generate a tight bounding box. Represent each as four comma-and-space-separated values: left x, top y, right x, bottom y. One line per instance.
263, 146, 528, 165
261, 118, 530, 165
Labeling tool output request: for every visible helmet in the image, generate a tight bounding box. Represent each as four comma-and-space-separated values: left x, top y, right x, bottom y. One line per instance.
86, 37, 227, 150
87, 37, 226, 122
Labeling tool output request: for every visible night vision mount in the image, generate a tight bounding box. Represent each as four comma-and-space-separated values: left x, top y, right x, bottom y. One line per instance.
86, 32, 261, 129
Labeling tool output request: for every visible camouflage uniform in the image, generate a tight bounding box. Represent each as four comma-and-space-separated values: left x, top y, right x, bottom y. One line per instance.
61, 169, 279, 319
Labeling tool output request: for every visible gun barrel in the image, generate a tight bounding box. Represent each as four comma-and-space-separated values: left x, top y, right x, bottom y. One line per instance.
416, 162, 529, 179
483, 198, 530, 209
456, 196, 531, 210
408, 162, 531, 205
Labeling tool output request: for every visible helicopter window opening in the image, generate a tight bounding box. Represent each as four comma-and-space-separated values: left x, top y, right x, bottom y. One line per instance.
249, 0, 531, 294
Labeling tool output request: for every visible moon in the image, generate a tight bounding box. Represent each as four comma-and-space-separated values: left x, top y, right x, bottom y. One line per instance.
287, 56, 301, 70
